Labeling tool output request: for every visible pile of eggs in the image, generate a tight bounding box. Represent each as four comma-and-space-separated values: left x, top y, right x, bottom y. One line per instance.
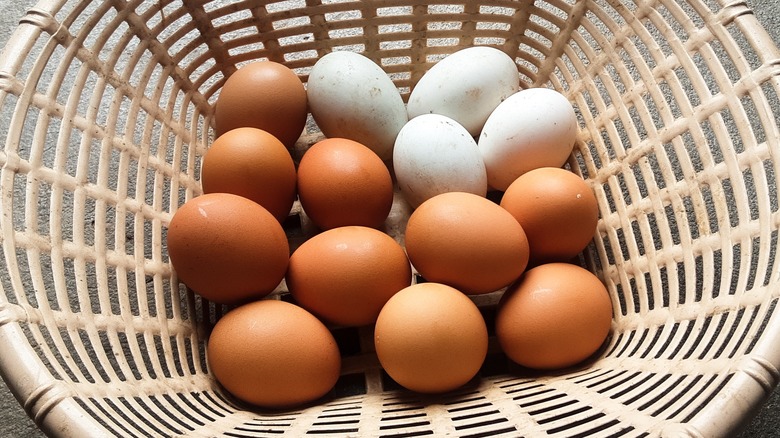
166, 47, 613, 409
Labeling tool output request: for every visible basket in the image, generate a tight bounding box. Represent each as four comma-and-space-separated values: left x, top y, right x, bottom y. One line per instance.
1, 0, 780, 436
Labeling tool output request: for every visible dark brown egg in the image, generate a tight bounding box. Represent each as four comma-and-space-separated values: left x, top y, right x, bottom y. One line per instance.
214, 61, 307, 148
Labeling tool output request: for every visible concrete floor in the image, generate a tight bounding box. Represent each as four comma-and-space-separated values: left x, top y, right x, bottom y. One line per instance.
1, 0, 780, 436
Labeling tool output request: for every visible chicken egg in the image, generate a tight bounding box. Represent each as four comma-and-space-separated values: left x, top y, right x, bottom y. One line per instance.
286, 226, 412, 327
374, 282, 488, 393
166, 193, 289, 304
207, 299, 341, 408
297, 138, 394, 230
215, 61, 307, 148
200, 127, 297, 223
501, 167, 599, 265
404, 192, 529, 295
495, 263, 613, 370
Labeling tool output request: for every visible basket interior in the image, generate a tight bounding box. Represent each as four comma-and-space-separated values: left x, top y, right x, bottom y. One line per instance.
1, 0, 780, 436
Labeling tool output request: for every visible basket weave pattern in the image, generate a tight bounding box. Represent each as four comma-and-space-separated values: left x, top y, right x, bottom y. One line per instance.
1, 0, 780, 436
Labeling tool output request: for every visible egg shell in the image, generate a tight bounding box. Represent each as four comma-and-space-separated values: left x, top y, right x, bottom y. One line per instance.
297, 138, 394, 230
207, 299, 341, 408
479, 87, 578, 191
500, 167, 599, 265
374, 282, 488, 394
214, 61, 307, 148
495, 263, 613, 370
200, 127, 297, 223
166, 193, 289, 304
404, 192, 530, 295
306, 51, 408, 161
393, 114, 487, 209
286, 226, 412, 327
407, 46, 520, 136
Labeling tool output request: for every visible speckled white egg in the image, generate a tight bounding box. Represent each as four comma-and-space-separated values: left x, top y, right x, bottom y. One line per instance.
478, 87, 578, 191
407, 46, 520, 137
393, 114, 487, 208
307, 51, 408, 161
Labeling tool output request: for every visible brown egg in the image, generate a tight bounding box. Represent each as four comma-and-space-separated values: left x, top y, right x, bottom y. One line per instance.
495, 263, 613, 370
297, 138, 393, 230
286, 226, 411, 327
166, 193, 289, 304
500, 167, 599, 265
207, 299, 341, 408
214, 61, 307, 148
404, 192, 530, 295
374, 282, 488, 393
200, 127, 297, 223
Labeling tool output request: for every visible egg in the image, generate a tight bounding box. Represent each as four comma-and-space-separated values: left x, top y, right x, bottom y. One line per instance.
404, 192, 530, 295
166, 193, 289, 304
407, 46, 520, 136
200, 127, 297, 223
500, 167, 599, 264
478, 87, 578, 190
297, 138, 394, 230
286, 226, 412, 327
306, 51, 408, 161
393, 114, 487, 208
374, 282, 488, 393
495, 263, 613, 370
207, 299, 341, 408
215, 61, 307, 148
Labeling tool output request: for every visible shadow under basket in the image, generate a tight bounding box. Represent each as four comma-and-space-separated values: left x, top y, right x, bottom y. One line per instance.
1, 0, 780, 436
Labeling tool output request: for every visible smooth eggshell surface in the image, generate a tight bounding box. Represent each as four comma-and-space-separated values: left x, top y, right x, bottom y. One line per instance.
286, 226, 412, 327
479, 87, 578, 191
501, 167, 599, 265
207, 300, 341, 408
393, 114, 487, 209
297, 138, 394, 230
214, 61, 307, 148
404, 192, 530, 294
200, 127, 297, 223
307, 51, 408, 161
374, 282, 488, 393
407, 46, 520, 136
166, 193, 289, 304
495, 263, 613, 370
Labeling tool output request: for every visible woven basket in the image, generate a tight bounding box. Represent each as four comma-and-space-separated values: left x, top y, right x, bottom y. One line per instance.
1, 0, 780, 436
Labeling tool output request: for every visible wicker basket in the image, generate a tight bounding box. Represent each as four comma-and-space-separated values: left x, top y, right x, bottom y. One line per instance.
1, 0, 780, 436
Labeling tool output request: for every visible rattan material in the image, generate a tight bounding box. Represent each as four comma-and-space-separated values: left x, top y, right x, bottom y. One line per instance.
1, 0, 779, 436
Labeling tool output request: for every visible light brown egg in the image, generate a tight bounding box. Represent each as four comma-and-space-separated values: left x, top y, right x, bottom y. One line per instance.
166, 193, 289, 304
495, 263, 613, 370
296, 138, 394, 230
500, 167, 599, 265
404, 192, 530, 295
214, 61, 307, 148
374, 282, 488, 393
286, 226, 412, 327
207, 299, 341, 409
200, 127, 297, 223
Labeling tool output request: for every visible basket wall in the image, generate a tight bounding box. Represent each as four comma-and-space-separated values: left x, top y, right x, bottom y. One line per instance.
1, 0, 780, 436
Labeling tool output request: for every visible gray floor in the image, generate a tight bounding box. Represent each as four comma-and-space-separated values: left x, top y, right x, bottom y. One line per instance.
1, 0, 780, 437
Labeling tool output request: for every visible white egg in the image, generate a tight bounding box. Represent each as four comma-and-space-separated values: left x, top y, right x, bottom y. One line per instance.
406, 46, 520, 137
393, 114, 487, 208
307, 51, 408, 161
478, 88, 578, 191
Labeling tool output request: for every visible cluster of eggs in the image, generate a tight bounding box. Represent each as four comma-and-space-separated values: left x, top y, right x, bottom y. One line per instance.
166, 47, 613, 409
